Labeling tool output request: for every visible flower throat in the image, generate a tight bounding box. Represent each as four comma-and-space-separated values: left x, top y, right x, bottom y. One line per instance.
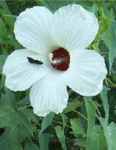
50, 47, 70, 71
27, 47, 70, 71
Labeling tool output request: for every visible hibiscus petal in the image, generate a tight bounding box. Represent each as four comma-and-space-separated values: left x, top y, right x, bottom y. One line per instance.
30, 74, 68, 116
64, 50, 107, 96
52, 4, 99, 50
14, 6, 55, 54
3, 49, 47, 91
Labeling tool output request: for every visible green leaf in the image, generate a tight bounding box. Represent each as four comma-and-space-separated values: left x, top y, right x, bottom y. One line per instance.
100, 118, 116, 150
40, 0, 71, 11
84, 98, 96, 128
41, 0, 91, 12
73, 138, 86, 148
105, 123, 116, 150
0, 105, 17, 128
64, 100, 81, 113
100, 88, 109, 123
61, 113, 68, 129
24, 142, 39, 150
0, 0, 11, 15
85, 98, 98, 150
70, 118, 85, 137
0, 129, 22, 150
55, 126, 67, 150
0, 19, 7, 43
0, 88, 16, 106
86, 125, 107, 150
2, 14, 16, 27
0, 55, 7, 73
0, 105, 33, 140
39, 133, 50, 150
40, 112, 54, 133
0, 104, 33, 150
102, 20, 116, 70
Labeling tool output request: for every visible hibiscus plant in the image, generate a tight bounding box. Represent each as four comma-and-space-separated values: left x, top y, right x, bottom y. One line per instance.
0, 0, 116, 150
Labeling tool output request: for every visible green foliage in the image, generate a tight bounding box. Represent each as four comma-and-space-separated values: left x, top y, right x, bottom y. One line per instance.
0, 0, 116, 150
70, 118, 85, 137
24, 142, 39, 150
100, 88, 109, 122
104, 122, 116, 150
39, 0, 95, 12
86, 125, 107, 150
102, 21, 116, 71
55, 126, 67, 150
39, 133, 50, 150
40, 112, 55, 134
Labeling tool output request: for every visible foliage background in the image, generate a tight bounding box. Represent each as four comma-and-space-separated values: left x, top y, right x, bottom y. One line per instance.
0, 0, 116, 150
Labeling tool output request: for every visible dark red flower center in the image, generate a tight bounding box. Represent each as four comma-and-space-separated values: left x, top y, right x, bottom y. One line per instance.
50, 47, 70, 71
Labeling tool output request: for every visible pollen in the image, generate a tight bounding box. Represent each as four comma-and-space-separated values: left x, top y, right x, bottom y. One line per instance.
50, 47, 70, 71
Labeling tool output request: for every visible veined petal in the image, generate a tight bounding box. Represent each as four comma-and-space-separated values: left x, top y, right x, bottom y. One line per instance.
3, 49, 47, 91
30, 73, 68, 117
63, 49, 107, 96
14, 6, 55, 54
52, 4, 99, 50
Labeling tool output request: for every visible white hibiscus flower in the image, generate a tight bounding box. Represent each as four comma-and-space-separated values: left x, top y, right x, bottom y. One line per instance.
3, 5, 107, 116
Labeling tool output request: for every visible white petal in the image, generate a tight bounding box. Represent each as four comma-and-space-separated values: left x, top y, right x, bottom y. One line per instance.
52, 4, 99, 50
63, 50, 107, 96
3, 49, 47, 91
30, 73, 68, 116
14, 6, 55, 54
